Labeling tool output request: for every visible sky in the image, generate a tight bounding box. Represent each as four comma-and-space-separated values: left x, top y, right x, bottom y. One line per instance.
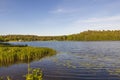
0, 0, 120, 36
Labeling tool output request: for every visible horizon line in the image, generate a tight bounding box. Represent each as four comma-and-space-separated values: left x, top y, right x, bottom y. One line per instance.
0, 29, 120, 36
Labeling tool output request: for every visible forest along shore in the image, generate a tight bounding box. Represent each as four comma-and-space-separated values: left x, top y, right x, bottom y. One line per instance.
0, 30, 120, 42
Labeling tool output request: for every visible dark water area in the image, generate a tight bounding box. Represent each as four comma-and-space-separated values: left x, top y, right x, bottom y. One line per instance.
1, 41, 120, 80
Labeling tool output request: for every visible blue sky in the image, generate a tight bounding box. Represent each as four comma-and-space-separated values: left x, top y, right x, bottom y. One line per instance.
0, 0, 120, 36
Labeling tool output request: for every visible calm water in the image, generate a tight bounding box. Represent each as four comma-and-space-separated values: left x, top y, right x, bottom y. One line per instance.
1, 41, 120, 80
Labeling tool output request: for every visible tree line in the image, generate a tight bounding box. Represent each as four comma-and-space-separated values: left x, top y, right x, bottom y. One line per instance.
0, 30, 120, 41
67, 30, 120, 41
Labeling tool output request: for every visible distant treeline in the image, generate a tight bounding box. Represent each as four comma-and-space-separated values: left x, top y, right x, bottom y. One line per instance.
0, 30, 120, 41
0, 35, 66, 42
67, 30, 120, 41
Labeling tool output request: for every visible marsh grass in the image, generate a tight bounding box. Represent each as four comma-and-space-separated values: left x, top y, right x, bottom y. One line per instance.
0, 46, 56, 67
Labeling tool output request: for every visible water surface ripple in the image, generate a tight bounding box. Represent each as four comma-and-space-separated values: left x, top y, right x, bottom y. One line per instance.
1, 41, 120, 80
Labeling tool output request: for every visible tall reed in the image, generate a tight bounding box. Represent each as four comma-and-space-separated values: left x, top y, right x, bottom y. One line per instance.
0, 47, 56, 67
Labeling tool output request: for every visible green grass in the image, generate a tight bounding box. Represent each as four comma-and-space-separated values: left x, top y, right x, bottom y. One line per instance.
0, 46, 56, 67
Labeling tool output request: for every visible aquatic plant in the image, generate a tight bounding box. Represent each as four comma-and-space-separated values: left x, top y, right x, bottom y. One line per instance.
0, 68, 43, 80
0, 46, 56, 67
25, 68, 42, 80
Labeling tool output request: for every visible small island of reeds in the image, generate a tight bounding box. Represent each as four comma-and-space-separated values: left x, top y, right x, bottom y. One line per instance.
0, 42, 56, 66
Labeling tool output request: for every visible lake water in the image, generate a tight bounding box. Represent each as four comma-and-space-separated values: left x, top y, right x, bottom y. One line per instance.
1, 41, 120, 80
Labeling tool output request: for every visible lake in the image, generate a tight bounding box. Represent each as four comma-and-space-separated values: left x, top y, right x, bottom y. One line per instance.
1, 41, 120, 80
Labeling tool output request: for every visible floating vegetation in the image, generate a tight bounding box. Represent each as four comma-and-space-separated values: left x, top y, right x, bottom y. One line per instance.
73, 53, 120, 77
51, 58, 77, 69
0, 47, 56, 67
51, 58, 59, 63
107, 68, 120, 77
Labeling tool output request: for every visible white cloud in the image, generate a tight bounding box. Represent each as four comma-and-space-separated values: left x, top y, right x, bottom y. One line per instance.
50, 8, 79, 14
72, 15, 120, 31
77, 16, 120, 23
54, 8, 64, 13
